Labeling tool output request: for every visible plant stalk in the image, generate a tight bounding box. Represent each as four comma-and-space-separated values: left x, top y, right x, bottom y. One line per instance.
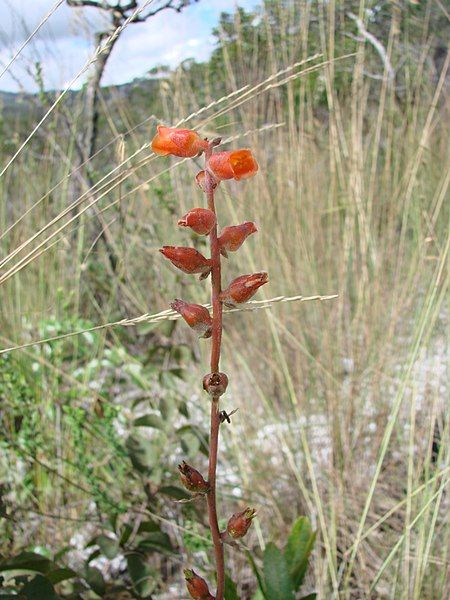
205, 142, 225, 600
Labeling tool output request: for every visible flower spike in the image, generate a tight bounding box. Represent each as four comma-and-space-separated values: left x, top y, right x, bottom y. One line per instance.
151, 125, 208, 158
159, 246, 212, 278
219, 272, 268, 307
207, 149, 258, 181
171, 299, 213, 338
178, 208, 217, 236
218, 222, 258, 257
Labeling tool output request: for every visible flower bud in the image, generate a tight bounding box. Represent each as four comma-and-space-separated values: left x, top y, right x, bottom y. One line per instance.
218, 222, 258, 257
219, 272, 268, 307
159, 246, 212, 278
178, 461, 209, 493
171, 299, 213, 339
178, 208, 216, 236
207, 149, 258, 181
203, 372, 229, 397
227, 507, 257, 539
184, 569, 213, 599
151, 125, 208, 158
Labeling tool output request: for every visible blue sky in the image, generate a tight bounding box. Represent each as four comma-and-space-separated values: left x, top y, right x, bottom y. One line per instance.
0, 0, 261, 93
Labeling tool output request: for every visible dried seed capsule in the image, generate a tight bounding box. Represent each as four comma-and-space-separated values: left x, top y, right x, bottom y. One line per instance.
207, 149, 258, 181
184, 569, 214, 599
171, 299, 213, 339
178, 461, 209, 494
219, 272, 268, 307
178, 208, 217, 236
203, 372, 229, 398
227, 507, 257, 539
218, 222, 258, 257
151, 125, 208, 158
159, 246, 212, 278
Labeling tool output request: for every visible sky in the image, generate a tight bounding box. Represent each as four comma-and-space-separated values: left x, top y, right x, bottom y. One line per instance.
0, 0, 261, 93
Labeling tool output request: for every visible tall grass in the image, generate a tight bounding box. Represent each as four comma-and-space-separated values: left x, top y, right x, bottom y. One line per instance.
0, 1, 448, 597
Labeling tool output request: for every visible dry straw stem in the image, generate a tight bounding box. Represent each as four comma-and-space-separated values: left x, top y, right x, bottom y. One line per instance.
0, 294, 338, 355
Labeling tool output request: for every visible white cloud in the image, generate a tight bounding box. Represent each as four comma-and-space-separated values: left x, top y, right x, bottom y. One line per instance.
0, 0, 261, 93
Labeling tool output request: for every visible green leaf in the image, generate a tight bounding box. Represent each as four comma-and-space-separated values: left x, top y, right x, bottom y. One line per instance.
126, 434, 158, 474
21, 575, 58, 600
224, 574, 239, 600
299, 594, 317, 600
251, 591, 266, 600
263, 543, 295, 600
0, 552, 52, 574
133, 414, 165, 429
95, 534, 120, 559
137, 531, 175, 556
158, 485, 190, 501
284, 517, 316, 590
47, 568, 77, 584
137, 521, 161, 534
127, 553, 155, 598
176, 424, 209, 457
244, 549, 267, 599
85, 566, 106, 596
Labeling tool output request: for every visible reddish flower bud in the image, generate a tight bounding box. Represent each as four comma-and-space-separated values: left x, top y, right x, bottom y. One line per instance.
178, 208, 217, 236
219, 272, 268, 307
159, 246, 212, 278
171, 299, 212, 339
184, 569, 213, 599
218, 222, 258, 257
151, 125, 208, 158
207, 149, 258, 181
178, 461, 209, 494
203, 372, 229, 397
227, 507, 257, 539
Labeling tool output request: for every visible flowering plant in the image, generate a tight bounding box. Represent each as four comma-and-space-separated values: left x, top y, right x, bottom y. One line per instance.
153, 126, 266, 599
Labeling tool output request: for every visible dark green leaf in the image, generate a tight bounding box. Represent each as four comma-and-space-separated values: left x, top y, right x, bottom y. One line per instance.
95, 534, 119, 559
21, 575, 58, 600
299, 594, 317, 600
158, 485, 190, 500
263, 543, 295, 600
119, 524, 133, 546
176, 424, 209, 457
224, 574, 239, 600
133, 414, 165, 429
47, 568, 77, 584
245, 549, 267, 599
0, 552, 52, 574
137, 531, 175, 556
85, 566, 106, 596
284, 517, 316, 590
137, 521, 160, 534
127, 553, 155, 598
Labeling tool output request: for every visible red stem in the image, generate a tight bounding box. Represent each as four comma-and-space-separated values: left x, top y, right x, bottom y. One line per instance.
205, 142, 225, 600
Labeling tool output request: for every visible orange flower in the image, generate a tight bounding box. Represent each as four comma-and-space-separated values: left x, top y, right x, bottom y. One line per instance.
207, 149, 258, 181
151, 125, 208, 158
178, 461, 209, 494
218, 222, 258, 257
159, 246, 212, 278
219, 272, 268, 307
227, 507, 257, 539
178, 208, 217, 236
171, 299, 213, 338
184, 569, 213, 600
